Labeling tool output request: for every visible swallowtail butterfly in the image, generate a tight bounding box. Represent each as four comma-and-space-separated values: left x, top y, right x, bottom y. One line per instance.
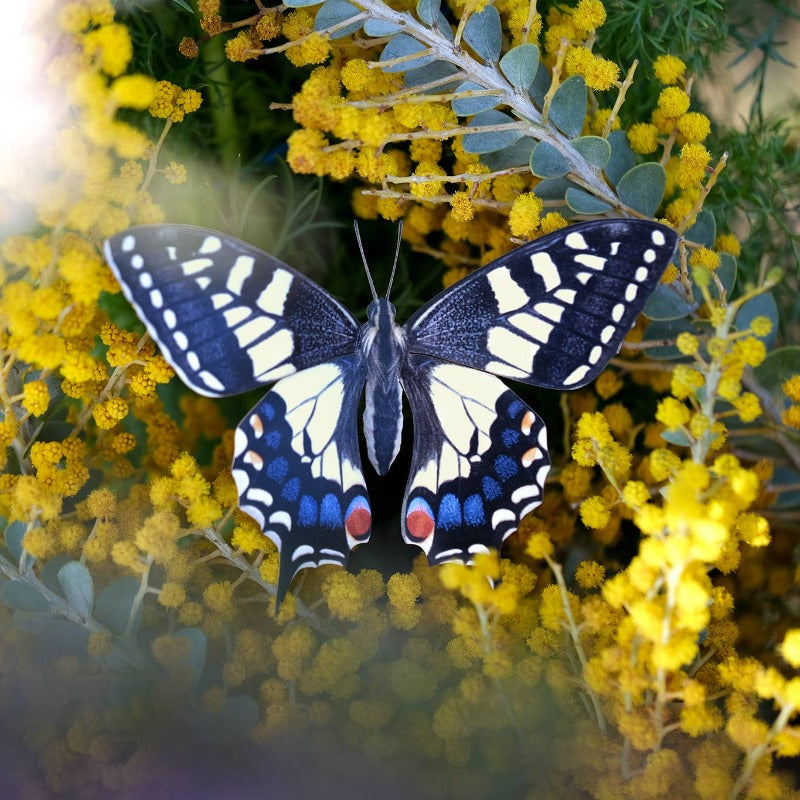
105, 220, 678, 604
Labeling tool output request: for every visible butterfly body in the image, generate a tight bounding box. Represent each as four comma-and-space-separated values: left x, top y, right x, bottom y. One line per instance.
105, 220, 678, 604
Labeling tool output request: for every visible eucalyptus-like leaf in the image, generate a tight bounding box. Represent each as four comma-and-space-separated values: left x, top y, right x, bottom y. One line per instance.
94, 577, 142, 635
314, 0, 362, 38
661, 429, 692, 446
736, 291, 778, 348
462, 109, 523, 154
283, 0, 324, 7
642, 283, 693, 321
605, 129, 635, 186
223, 695, 260, 737
380, 34, 434, 73
0, 580, 49, 612
617, 162, 666, 217
404, 61, 460, 91
533, 176, 570, 200
3, 520, 25, 561
565, 187, 611, 215
754, 346, 800, 401
685, 209, 716, 248
571, 136, 611, 170
529, 60, 551, 107
416, 0, 440, 25
463, 5, 502, 63
641, 318, 695, 360
57, 561, 94, 618
548, 76, 587, 138
529, 141, 570, 178
451, 81, 501, 116
174, 627, 207, 684
499, 44, 540, 90
364, 19, 403, 36
481, 138, 535, 170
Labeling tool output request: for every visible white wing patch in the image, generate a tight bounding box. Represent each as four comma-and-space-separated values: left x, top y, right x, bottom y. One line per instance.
486, 267, 529, 313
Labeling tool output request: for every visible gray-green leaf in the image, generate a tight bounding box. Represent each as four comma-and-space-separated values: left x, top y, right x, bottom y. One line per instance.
617, 162, 666, 217
380, 34, 434, 72
605, 130, 635, 186
530, 141, 570, 178
736, 291, 778, 349
57, 561, 94, 618
499, 44, 539, 90
0, 580, 49, 612
565, 188, 611, 215
463, 5, 501, 63
462, 109, 523, 154
314, 0, 362, 38
548, 76, 586, 138
571, 136, 611, 170
95, 577, 142, 635
642, 283, 693, 321
364, 19, 403, 36
685, 209, 715, 248
416, 0, 440, 25
174, 627, 207, 684
452, 81, 501, 116
3, 521, 25, 562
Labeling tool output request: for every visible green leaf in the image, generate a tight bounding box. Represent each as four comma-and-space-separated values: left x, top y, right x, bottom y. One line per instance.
223, 695, 260, 737
565, 188, 611, 215
529, 60, 550, 107
57, 561, 94, 618
641, 318, 694, 360
661, 429, 692, 446
643, 283, 693, 321
169, 0, 195, 12
364, 19, 403, 35
685, 209, 716, 248
481, 138, 535, 170
462, 110, 523, 154
571, 136, 611, 170
380, 34, 434, 73
174, 627, 207, 684
40, 553, 73, 593
717, 253, 737, 296
754, 346, 800, 400
771, 466, 800, 510
0, 580, 49, 612
415, 0, 440, 24
533, 176, 570, 201
314, 0, 362, 38
95, 577, 142, 636
463, 5, 502, 63
530, 141, 570, 178
4, 521, 25, 562
736, 291, 778, 349
451, 81, 500, 116
605, 130, 635, 186
548, 76, 586, 138
404, 61, 460, 91
499, 44, 540, 90
617, 162, 666, 217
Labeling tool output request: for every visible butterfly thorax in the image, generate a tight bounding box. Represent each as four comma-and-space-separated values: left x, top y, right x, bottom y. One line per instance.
360, 299, 406, 476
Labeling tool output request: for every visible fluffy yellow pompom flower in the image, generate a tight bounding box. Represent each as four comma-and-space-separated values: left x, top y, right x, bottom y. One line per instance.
580, 495, 611, 529
628, 122, 659, 154
110, 75, 157, 109
657, 87, 691, 118
508, 193, 543, 238
22, 381, 50, 417
780, 629, 800, 668
653, 54, 686, 85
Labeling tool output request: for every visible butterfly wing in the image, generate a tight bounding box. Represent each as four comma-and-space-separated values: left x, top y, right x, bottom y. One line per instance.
104, 225, 359, 396
232, 354, 371, 604
405, 220, 678, 389
400, 355, 549, 562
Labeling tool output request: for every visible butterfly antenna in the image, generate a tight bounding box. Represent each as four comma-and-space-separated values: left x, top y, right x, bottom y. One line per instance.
354, 220, 378, 302
385, 220, 403, 299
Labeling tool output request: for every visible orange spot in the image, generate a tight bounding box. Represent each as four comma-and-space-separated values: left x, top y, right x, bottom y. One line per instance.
345, 507, 371, 539
406, 508, 435, 541
250, 414, 264, 437
244, 450, 264, 469
521, 447, 541, 468
521, 410, 535, 435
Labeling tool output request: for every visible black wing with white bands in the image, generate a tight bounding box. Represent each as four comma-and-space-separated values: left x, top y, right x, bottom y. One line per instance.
231, 355, 371, 605
104, 225, 359, 397
400, 356, 549, 563
405, 220, 678, 389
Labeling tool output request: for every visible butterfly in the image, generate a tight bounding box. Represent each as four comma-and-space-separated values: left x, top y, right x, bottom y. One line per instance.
104, 219, 678, 605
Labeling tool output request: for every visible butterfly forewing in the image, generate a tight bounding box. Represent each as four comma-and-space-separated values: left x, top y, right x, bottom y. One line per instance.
104, 225, 359, 397
400, 356, 549, 562
405, 220, 678, 389
231, 355, 371, 604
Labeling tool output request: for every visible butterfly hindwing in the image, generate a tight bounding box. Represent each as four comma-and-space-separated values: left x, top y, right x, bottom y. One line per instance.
104, 225, 359, 397
405, 220, 678, 389
400, 355, 549, 563
231, 354, 371, 604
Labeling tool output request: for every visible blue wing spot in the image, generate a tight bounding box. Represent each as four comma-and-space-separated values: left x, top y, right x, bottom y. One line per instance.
437, 493, 462, 531
320, 494, 343, 528
494, 454, 518, 482
298, 495, 318, 526
501, 428, 520, 447
266, 457, 288, 483
261, 402, 275, 422
507, 398, 524, 418
264, 430, 281, 450
463, 494, 486, 526
281, 477, 300, 502
482, 476, 502, 501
